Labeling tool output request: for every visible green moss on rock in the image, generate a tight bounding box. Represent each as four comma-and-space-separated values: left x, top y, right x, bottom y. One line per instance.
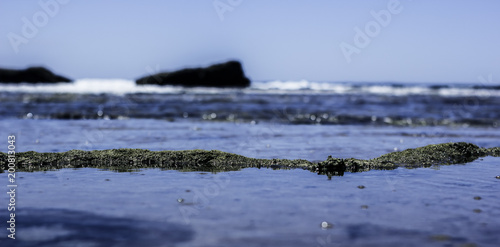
1, 149, 312, 172
372, 142, 486, 167
311, 142, 493, 177
486, 147, 500, 157
1, 142, 498, 175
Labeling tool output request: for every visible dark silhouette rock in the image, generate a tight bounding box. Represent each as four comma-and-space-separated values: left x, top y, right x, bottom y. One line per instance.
0, 67, 71, 83
136, 61, 250, 88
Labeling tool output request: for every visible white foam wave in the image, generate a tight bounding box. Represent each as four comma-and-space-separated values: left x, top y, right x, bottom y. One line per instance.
0, 79, 252, 95
251, 80, 500, 97
0, 79, 498, 97
0, 79, 184, 95
251, 80, 343, 91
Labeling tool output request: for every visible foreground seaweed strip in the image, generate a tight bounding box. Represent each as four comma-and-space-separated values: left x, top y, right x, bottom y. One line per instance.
372, 142, 486, 167
1, 149, 312, 172
486, 147, 500, 157
1, 142, 498, 175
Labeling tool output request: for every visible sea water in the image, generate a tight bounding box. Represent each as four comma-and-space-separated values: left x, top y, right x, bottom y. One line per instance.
0, 161, 499, 246
0, 80, 499, 246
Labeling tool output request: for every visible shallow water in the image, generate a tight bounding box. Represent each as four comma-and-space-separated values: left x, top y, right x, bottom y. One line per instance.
2, 80, 500, 127
1, 157, 499, 247
1, 81, 499, 246
1, 119, 499, 161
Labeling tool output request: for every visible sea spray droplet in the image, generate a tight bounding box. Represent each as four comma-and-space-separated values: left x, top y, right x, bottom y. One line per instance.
321, 221, 333, 229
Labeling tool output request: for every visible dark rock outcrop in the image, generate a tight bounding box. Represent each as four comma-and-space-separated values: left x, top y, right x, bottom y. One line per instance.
0, 67, 71, 83
136, 61, 250, 88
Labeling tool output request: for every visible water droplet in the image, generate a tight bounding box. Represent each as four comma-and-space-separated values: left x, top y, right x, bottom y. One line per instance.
321, 221, 333, 229
26, 112, 33, 118
210, 113, 217, 119
97, 110, 103, 117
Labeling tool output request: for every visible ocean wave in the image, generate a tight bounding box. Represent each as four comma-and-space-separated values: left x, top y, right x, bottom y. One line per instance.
251, 80, 500, 97
0, 79, 499, 97
0, 79, 181, 95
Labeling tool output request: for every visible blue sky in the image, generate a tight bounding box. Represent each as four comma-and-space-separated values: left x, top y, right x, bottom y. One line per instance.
1, 0, 499, 83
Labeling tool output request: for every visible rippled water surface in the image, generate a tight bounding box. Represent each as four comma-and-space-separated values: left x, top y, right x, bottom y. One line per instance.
1, 158, 499, 247
1, 119, 499, 161
1, 80, 500, 127
1, 81, 499, 246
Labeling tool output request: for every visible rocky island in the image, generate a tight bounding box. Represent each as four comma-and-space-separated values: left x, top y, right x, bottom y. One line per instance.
136, 60, 250, 88
0, 67, 71, 83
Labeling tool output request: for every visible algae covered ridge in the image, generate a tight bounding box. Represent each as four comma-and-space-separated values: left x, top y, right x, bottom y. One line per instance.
1, 142, 499, 176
